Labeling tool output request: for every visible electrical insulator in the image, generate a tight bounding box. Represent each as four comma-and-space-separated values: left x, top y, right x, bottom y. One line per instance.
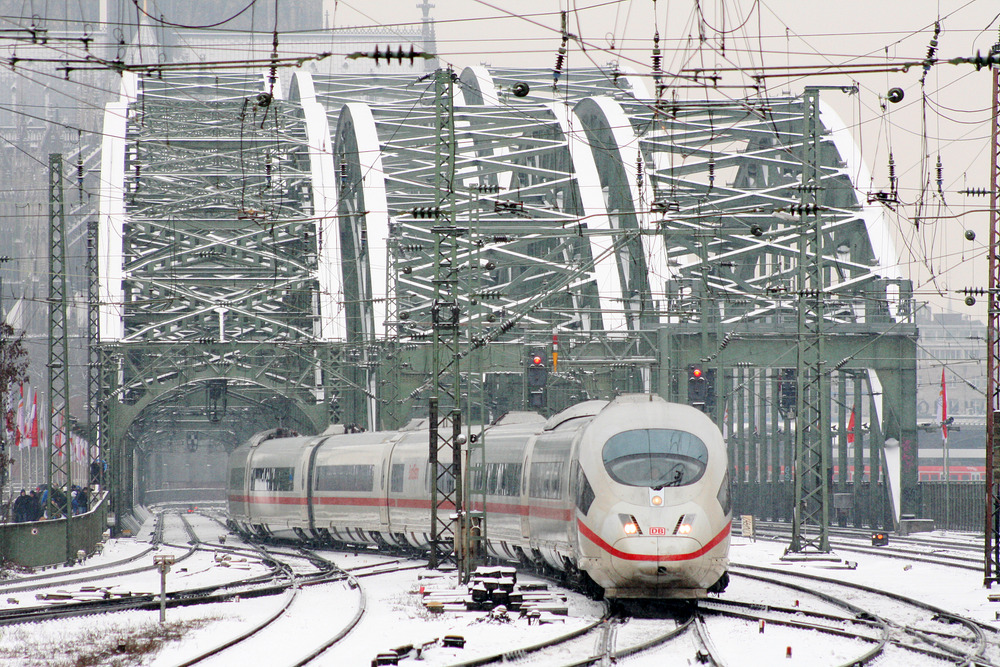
553, 47, 566, 84
651, 30, 662, 87
936, 155, 945, 202
77, 154, 84, 203
920, 21, 940, 84
553, 11, 568, 87
888, 153, 897, 196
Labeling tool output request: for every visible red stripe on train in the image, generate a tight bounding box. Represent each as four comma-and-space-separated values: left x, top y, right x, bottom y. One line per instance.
576, 519, 730, 562
228, 494, 572, 520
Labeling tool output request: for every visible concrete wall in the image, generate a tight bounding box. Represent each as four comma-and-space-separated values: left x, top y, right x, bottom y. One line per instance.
0, 492, 109, 568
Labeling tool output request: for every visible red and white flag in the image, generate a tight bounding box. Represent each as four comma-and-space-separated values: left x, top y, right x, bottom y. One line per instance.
12, 384, 23, 449
73, 434, 87, 461
28, 389, 38, 448
938, 368, 948, 443
847, 409, 856, 444
54, 413, 63, 458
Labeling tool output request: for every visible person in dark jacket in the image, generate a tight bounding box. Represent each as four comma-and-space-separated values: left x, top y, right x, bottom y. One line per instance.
77, 486, 89, 514
12, 489, 28, 522
25, 490, 42, 521
51, 487, 67, 518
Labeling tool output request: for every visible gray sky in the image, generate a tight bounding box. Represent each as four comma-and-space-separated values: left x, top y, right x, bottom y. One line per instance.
327, 0, 998, 318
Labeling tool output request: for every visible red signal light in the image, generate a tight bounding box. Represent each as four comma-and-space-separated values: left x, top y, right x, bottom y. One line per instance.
532, 355, 543, 365
691, 367, 702, 378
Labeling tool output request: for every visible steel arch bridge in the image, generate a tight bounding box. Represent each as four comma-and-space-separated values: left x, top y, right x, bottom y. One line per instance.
98, 65, 916, 521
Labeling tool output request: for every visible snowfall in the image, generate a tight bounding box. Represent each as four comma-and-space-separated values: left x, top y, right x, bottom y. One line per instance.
0, 512, 998, 667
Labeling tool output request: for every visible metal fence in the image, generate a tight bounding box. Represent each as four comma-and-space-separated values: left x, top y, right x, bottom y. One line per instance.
919, 482, 984, 532
733, 480, 984, 533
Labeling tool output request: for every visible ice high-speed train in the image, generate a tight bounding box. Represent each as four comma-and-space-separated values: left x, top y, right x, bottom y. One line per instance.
227, 394, 731, 599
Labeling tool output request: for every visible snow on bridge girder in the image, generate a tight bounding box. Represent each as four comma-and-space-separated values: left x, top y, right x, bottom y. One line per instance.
332, 101, 390, 342
98, 71, 137, 342
291, 71, 344, 341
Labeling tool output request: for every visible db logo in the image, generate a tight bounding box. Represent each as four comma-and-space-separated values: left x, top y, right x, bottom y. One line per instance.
648, 527, 666, 536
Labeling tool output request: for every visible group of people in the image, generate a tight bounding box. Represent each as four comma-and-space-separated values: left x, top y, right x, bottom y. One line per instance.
10, 484, 90, 522
10, 488, 43, 522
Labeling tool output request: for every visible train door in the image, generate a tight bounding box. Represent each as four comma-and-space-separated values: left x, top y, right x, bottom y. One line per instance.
379, 457, 389, 526
304, 439, 323, 535
244, 445, 258, 528
566, 442, 582, 557
520, 439, 535, 539
383, 434, 407, 535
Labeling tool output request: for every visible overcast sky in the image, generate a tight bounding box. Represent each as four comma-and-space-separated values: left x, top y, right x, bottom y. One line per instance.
325, 0, 999, 318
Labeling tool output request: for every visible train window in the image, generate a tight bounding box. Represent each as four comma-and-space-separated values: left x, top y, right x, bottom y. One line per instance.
229, 467, 244, 490
390, 464, 405, 493
315, 465, 375, 492
251, 467, 294, 492
717, 470, 731, 515
602, 429, 708, 488
574, 462, 595, 515
501, 463, 522, 496
427, 463, 456, 495
529, 462, 563, 500
485, 464, 498, 494
478, 462, 521, 496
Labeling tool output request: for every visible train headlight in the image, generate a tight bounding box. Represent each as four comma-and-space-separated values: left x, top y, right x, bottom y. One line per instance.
650, 493, 663, 507
673, 513, 695, 535
619, 513, 643, 535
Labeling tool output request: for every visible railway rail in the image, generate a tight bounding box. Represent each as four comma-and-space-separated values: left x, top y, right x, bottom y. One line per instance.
744, 521, 985, 571
724, 563, 1000, 666
5, 508, 998, 666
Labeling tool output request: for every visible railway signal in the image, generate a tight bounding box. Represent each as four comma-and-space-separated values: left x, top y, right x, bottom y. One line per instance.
526, 351, 547, 409
687, 365, 715, 412
778, 368, 797, 416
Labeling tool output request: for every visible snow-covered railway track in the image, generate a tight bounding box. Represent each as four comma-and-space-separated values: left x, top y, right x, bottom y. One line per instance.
440, 603, 611, 667
0, 512, 309, 627
554, 598, 878, 667
558, 611, 699, 667
174, 551, 363, 667
727, 563, 1000, 666
0, 513, 189, 599
750, 522, 983, 570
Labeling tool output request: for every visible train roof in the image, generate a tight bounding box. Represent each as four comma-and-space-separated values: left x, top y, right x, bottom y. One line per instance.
543, 399, 609, 431
492, 411, 547, 426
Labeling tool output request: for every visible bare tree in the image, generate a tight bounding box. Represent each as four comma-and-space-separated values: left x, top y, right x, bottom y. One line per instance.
0, 323, 29, 492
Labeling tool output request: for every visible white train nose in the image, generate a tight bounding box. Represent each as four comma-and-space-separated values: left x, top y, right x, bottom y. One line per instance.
608, 536, 705, 580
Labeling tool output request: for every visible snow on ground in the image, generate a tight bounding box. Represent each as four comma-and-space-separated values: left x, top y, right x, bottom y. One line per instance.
306, 560, 604, 666
1, 526, 998, 666
727, 533, 1000, 625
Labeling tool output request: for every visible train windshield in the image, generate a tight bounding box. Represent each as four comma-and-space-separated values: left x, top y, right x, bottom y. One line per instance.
602, 429, 709, 489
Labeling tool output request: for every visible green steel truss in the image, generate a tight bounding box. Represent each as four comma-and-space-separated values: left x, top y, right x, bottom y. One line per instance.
96, 67, 918, 539
47, 155, 72, 539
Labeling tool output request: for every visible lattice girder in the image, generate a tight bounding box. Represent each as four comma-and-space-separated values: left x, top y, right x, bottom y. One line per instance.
328, 89, 606, 343
619, 97, 905, 328
99, 71, 339, 432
